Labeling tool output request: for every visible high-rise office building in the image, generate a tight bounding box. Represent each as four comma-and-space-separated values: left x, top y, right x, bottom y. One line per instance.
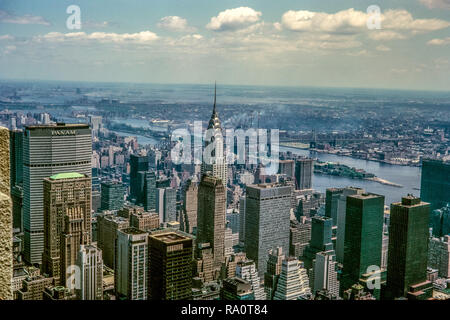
236, 259, 265, 300
278, 160, 295, 178
155, 187, 177, 223
9, 129, 23, 188
77, 244, 103, 300
245, 183, 291, 279
273, 258, 311, 300
341, 193, 384, 295
295, 158, 313, 190
303, 215, 334, 270
428, 235, 450, 279
115, 228, 148, 300
386, 196, 432, 299
197, 174, 226, 269
311, 251, 340, 298
264, 247, 284, 300
97, 214, 129, 269
325, 187, 365, 263
42, 173, 91, 287
238, 196, 246, 246
200, 84, 227, 189
420, 159, 450, 211
180, 179, 198, 234
429, 204, 450, 238
289, 218, 311, 259
148, 230, 193, 300
130, 211, 160, 232
143, 171, 156, 212
130, 154, 148, 201
100, 181, 125, 211
23, 123, 92, 265
0, 126, 13, 300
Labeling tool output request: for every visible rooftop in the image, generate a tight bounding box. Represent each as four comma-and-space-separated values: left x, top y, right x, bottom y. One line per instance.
49, 172, 85, 180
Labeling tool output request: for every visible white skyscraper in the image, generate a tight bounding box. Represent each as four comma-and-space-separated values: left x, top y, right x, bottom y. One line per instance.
311, 251, 340, 298
201, 84, 228, 189
273, 258, 311, 300
77, 244, 103, 300
236, 259, 265, 300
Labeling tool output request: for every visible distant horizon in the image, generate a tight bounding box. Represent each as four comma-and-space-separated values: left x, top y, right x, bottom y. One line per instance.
1, 77, 450, 95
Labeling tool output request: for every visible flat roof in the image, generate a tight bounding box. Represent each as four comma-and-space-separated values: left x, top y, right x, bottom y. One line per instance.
151, 231, 190, 243
49, 172, 85, 180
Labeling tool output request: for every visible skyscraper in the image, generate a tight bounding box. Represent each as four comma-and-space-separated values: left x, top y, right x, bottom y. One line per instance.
23, 123, 92, 265
197, 174, 226, 269
77, 244, 103, 300
100, 181, 125, 211
295, 158, 314, 190
386, 195, 432, 299
42, 173, 91, 287
130, 154, 148, 202
273, 258, 311, 300
200, 84, 228, 189
302, 215, 334, 270
264, 247, 284, 300
115, 228, 148, 300
236, 259, 265, 300
428, 235, 450, 279
341, 193, 384, 295
148, 230, 193, 300
155, 187, 177, 223
0, 126, 13, 300
420, 159, 450, 211
311, 251, 340, 298
180, 179, 198, 234
245, 183, 291, 278
97, 214, 129, 269
143, 171, 157, 212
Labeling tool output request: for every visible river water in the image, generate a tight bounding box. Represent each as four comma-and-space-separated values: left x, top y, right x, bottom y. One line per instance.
280, 146, 421, 206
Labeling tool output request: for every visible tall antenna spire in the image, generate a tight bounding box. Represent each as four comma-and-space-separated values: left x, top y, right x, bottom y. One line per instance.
213, 81, 217, 113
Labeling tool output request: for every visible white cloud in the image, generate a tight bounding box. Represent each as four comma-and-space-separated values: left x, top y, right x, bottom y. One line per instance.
279, 9, 367, 33
206, 7, 262, 31
419, 0, 450, 9
158, 16, 195, 32
427, 37, 450, 45
0, 10, 50, 26
84, 21, 110, 28
35, 31, 159, 43
277, 8, 450, 37
376, 44, 391, 51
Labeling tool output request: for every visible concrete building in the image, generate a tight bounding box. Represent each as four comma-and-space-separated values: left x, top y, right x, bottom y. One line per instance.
264, 247, 284, 300
42, 173, 91, 287
428, 235, 450, 279
180, 179, 198, 234
115, 228, 148, 300
197, 174, 226, 269
245, 183, 291, 279
23, 123, 92, 265
130, 211, 160, 232
221, 277, 254, 300
97, 214, 129, 269
311, 251, 340, 298
295, 158, 313, 190
77, 244, 103, 300
0, 126, 13, 300
236, 259, 265, 300
273, 258, 311, 300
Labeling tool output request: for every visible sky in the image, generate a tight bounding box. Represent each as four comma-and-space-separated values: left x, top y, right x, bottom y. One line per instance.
0, 0, 449, 91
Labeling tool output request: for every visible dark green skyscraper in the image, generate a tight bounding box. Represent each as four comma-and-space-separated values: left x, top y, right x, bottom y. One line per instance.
385, 195, 432, 300
100, 181, 125, 211
143, 171, 156, 211
420, 159, 450, 211
341, 193, 384, 296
